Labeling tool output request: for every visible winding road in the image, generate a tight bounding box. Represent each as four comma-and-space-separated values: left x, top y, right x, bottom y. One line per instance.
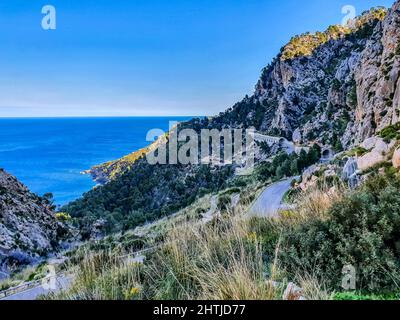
0, 275, 72, 301
249, 178, 295, 218
1, 179, 295, 300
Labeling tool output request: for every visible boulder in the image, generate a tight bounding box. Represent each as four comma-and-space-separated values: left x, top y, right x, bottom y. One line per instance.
393, 148, 400, 168
282, 282, 306, 300
292, 128, 302, 145
357, 138, 395, 171
342, 157, 358, 180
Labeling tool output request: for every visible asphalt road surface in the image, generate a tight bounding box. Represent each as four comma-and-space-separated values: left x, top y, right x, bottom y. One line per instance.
1, 275, 71, 301
249, 178, 294, 218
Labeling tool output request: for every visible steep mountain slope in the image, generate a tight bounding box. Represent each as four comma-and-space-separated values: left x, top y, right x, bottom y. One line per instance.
0, 169, 69, 270
66, 2, 400, 234
212, 5, 399, 149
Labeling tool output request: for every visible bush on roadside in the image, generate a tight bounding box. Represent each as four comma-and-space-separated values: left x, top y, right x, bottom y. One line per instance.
279, 174, 400, 293
332, 291, 400, 300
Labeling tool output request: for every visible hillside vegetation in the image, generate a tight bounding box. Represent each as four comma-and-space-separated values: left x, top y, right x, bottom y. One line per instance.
281, 7, 387, 60
48, 169, 400, 300
64, 144, 322, 238
3, 1, 400, 301
63, 1, 400, 239
0, 169, 70, 270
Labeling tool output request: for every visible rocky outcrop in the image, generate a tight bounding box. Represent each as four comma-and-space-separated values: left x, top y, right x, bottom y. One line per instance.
393, 147, 400, 167
88, 3, 400, 186
356, 137, 395, 171
211, 3, 399, 151
0, 169, 69, 270
352, 2, 400, 144
342, 157, 360, 188
67, 2, 400, 236
282, 282, 307, 301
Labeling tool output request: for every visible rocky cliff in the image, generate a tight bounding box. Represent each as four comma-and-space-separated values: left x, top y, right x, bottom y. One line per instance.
213, 4, 399, 150
89, 3, 399, 183
0, 169, 69, 270
67, 1, 400, 235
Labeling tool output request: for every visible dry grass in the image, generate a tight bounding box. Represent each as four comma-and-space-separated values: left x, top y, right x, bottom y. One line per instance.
133, 194, 212, 239
49, 216, 283, 300
0, 264, 50, 291
279, 182, 345, 225
49, 183, 346, 300
144, 217, 281, 300
295, 273, 332, 300
47, 249, 143, 300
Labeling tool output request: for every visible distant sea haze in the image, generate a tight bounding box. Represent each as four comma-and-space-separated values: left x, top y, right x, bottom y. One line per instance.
0, 117, 193, 205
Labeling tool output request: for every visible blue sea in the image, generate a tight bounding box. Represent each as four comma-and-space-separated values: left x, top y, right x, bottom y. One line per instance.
0, 117, 192, 206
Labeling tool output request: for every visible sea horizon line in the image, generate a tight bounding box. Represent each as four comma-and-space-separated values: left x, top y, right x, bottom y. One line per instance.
0, 115, 207, 119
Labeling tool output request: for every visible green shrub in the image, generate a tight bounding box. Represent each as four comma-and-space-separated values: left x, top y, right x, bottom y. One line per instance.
256, 145, 321, 183
283, 188, 301, 204
217, 195, 231, 212
220, 188, 241, 196
379, 123, 400, 143
347, 80, 358, 108
332, 78, 341, 91
280, 8, 386, 61
55, 212, 71, 222
333, 291, 400, 300
279, 174, 400, 293
346, 146, 369, 157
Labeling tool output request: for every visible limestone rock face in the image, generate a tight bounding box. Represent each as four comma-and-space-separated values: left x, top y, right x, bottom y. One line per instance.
299, 164, 320, 191
292, 128, 302, 145
71, 3, 400, 234
342, 157, 359, 180
393, 148, 400, 168
357, 137, 395, 171
352, 1, 400, 144
342, 157, 360, 188
0, 169, 69, 270
210, 2, 400, 150
283, 282, 307, 300
88, 3, 400, 187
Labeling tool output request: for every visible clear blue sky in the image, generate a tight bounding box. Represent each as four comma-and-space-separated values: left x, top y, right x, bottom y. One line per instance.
0, 0, 394, 117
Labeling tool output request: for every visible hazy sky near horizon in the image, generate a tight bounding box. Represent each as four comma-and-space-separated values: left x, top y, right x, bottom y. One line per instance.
0, 0, 395, 117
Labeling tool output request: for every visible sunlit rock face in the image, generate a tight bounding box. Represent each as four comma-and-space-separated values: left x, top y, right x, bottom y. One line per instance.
0, 169, 69, 270
212, 3, 399, 152
393, 147, 400, 168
